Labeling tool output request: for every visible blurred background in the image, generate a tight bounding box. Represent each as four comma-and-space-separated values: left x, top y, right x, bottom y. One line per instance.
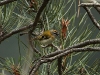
0, 0, 100, 74
0, 0, 99, 61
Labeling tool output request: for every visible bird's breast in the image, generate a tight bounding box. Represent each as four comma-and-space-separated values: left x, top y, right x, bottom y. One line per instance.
40, 37, 55, 45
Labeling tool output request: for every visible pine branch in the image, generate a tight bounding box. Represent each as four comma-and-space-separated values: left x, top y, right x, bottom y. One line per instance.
79, 3, 100, 30
58, 57, 62, 75
44, 38, 100, 58
79, 3, 100, 7
0, 0, 17, 6
0, 24, 33, 43
83, 6, 100, 30
47, 62, 51, 75
94, 7, 100, 14
29, 47, 100, 75
29, 0, 50, 33
28, 32, 41, 56
0, 0, 50, 43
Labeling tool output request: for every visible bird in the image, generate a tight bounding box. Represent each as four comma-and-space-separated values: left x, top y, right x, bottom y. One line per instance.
33, 30, 59, 46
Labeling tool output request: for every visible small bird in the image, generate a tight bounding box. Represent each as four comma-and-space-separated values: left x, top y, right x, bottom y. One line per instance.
33, 30, 59, 46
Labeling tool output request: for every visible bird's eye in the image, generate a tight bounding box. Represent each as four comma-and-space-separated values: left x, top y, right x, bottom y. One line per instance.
53, 30, 57, 33
41, 35, 49, 39
53, 30, 59, 36
42, 36, 45, 39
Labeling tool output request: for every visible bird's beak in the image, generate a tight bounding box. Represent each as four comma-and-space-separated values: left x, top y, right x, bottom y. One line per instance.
55, 32, 59, 36
56, 32, 59, 36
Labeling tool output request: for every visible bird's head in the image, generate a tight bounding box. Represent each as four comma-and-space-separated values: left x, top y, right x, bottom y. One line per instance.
50, 29, 59, 37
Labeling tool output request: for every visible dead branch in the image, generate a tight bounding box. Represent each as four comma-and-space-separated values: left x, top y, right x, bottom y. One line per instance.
94, 7, 100, 14
29, 0, 50, 33
44, 38, 100, 58
28, 32, 41, 56
79, 3, 100, 30
0, 0, 50, 43
78, 3, 100, 7
0, 23, 33, 43
0, 0, 17, 6
83, 6, 100, 30
29, 47, 100, 75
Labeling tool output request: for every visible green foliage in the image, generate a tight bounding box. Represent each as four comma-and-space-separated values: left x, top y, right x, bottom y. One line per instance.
0, 0, 100, 75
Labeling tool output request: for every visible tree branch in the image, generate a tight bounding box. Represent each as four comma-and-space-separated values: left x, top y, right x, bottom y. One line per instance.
44, 38, 100, 58
0, 0, 50, 43
28, 32, 41, 56
79, 3, 100, 7
58, 57, 62, 75
0, 0, 17, 6
0, 23, 33, 43
68, 38, 100, 48
29, 38, 100, 75
94, 7, 100, 14
30, 47, 100, 75
79, 2, 100, 23
78, 1, 100, 14
79, 3, 100, 30
29, 0, 50, 33
47, 62, 51, 75
83, 6, 100, 30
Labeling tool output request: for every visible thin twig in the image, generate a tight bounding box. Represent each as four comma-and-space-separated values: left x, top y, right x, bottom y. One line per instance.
44, 47, 100, 61
29, 59, 42, 75
78, 3, 100, 7
78, 0, 100, 14
47, 62, 51, 75
30, 47, 100, 75
0, 0, 50, 43
41, 44, 60, 50
28, 32, 41, 56
83, 6, 100, 30
79, 3, 100, 30
68, 38, 100, 48
58, 57, 62, 75
29, 0, 50, 33
0, 0, 17, 6
0, 23, 33, 43
77, 0, 80, 17
94, 7, 100, 14
44, 38, 100, 58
